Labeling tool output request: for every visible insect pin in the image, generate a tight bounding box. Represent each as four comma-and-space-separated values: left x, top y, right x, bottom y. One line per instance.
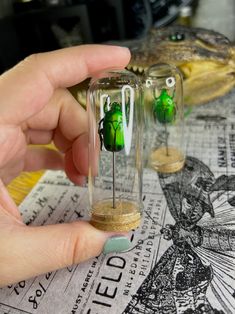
98, 97, 130, 209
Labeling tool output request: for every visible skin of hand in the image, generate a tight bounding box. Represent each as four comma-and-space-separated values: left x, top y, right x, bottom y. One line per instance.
0, 45, 131, 287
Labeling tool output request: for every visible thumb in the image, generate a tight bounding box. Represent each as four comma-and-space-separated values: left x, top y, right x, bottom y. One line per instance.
0, 221, 130, 286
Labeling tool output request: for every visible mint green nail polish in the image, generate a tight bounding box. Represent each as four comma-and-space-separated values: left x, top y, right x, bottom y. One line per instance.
103, 236, 131, 254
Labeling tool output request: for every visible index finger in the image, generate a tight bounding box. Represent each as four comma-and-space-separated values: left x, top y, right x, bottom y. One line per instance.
0, 45, 130, 125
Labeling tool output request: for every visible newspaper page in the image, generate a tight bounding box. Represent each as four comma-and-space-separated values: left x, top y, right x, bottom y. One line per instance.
0, 90, 235, 314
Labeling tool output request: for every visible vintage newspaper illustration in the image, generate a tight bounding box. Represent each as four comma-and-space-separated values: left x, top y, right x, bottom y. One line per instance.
0, 90, 235, 313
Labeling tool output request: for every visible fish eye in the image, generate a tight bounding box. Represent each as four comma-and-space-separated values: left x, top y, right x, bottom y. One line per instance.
166, 77, 175, 87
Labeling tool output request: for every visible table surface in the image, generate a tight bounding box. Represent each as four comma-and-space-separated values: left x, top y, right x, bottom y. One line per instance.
2, 89, 235, 313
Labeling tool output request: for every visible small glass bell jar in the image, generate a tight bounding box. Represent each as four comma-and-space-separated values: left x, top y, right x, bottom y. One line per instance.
87, 69, 143, 232
144, 63, 185, 173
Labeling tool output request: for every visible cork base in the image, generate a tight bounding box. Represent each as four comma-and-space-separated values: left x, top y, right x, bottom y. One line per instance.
149, 146, 185, 173
90, 200, 141, 232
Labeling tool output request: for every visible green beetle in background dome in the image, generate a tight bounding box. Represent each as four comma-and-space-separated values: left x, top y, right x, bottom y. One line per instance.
153, 88, 176, 124
98, 100, 125, 152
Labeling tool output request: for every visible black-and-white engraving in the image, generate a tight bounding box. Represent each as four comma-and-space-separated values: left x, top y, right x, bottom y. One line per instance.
124, 156, 235, 314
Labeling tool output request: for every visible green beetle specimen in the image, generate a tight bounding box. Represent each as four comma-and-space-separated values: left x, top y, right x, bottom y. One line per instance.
153, 89, 176, 124
98, 101, 125, 152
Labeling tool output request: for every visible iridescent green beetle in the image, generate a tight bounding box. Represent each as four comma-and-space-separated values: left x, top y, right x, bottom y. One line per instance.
98, 101, 125, 152
153, 88, 176, 124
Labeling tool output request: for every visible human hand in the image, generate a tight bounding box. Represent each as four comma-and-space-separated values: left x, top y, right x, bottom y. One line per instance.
0, 45, 131, 287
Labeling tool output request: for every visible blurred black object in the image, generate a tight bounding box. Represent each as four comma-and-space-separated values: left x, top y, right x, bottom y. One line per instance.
122, 0, 152, 39
87, 0, 120, 42
0, 0, 198, 73
13, 0, 44, 12
0, 1, 93, 73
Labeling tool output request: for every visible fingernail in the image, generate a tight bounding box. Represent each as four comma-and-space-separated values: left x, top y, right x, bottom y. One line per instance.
103, 236, 131, 254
